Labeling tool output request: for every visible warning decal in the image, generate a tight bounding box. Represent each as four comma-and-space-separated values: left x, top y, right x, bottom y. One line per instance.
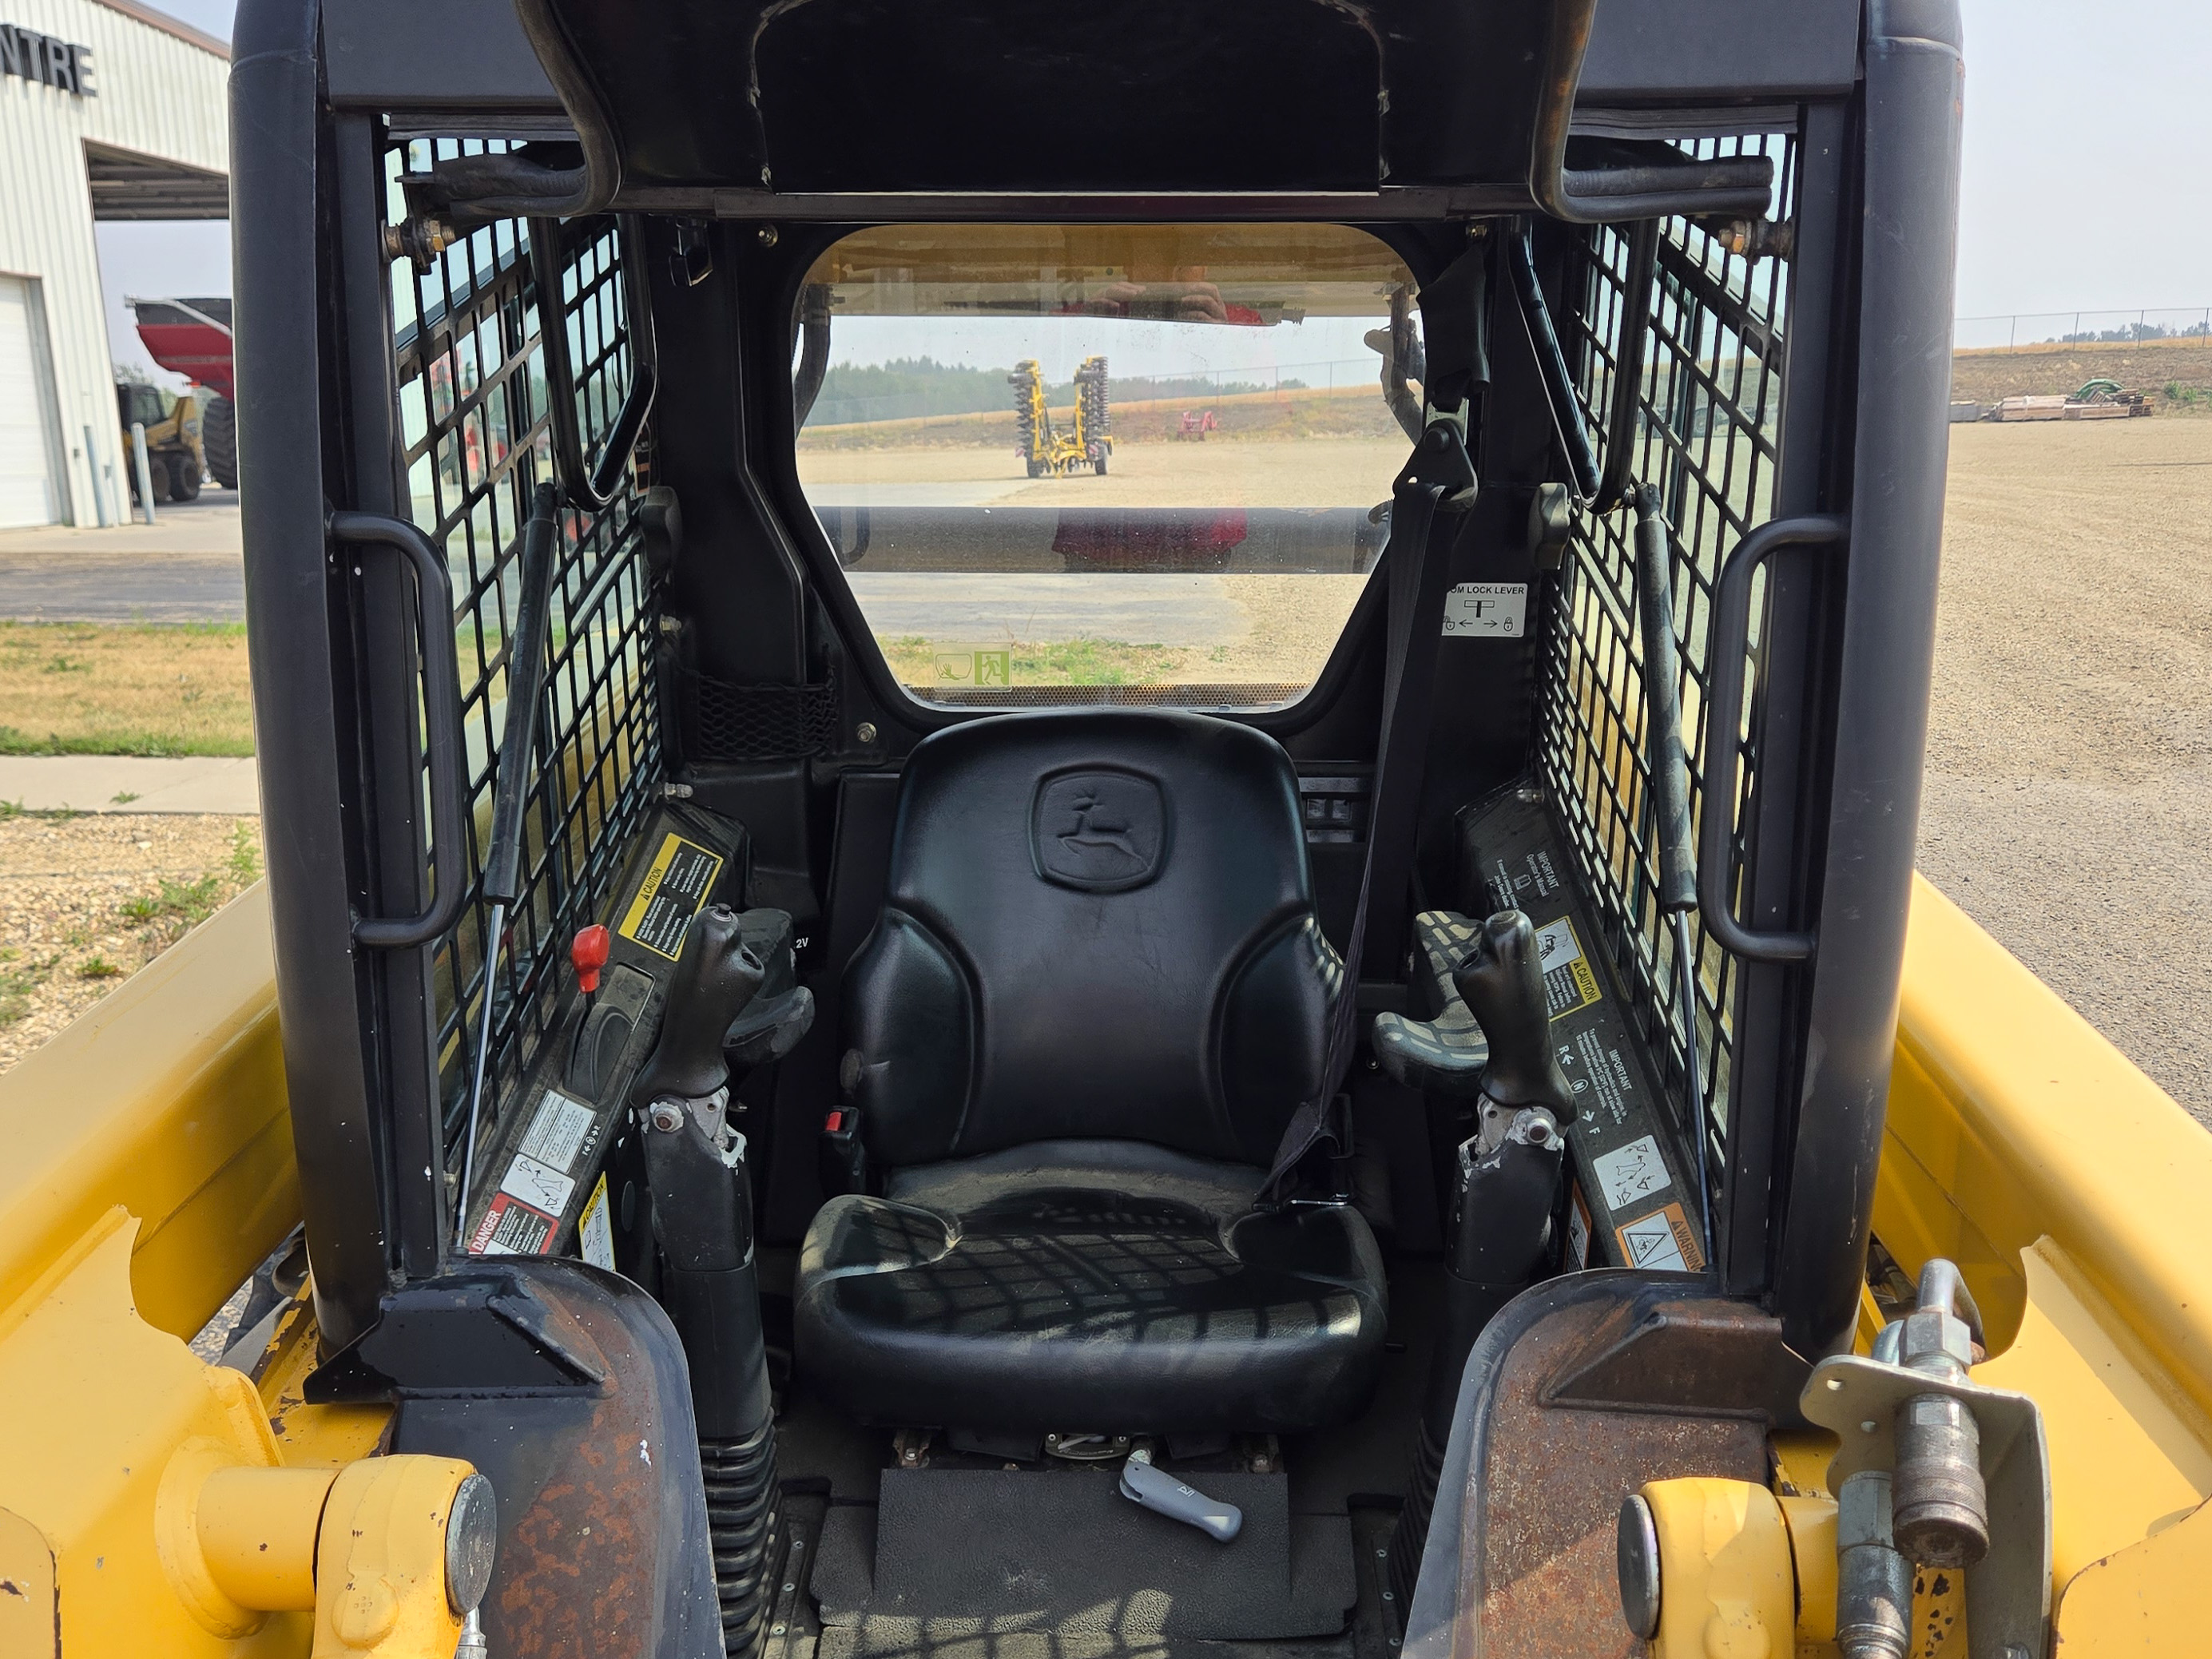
618, 834, 725, 960
498, 1151, 575, 1218
1534, 915, 1602, 1018
578, 1173, 615, 1270
1590, 1133, 1672, 1210
471, 1193, 558, 1256
1567, 1183, 1593, 1271
1614, 1201, 1706, 1274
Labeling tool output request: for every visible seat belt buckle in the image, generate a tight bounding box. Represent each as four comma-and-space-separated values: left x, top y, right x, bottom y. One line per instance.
820, 1106, 868, 1197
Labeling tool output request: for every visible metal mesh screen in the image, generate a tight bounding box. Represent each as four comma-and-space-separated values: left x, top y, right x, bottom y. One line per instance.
386, 141, 663, 1160
1539, 133, 1799, 1194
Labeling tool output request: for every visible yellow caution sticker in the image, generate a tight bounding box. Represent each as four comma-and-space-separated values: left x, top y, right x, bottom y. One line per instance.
618, 833, 725, 960
1535, 913, 1602, 1018
578, 1173, 614, 1270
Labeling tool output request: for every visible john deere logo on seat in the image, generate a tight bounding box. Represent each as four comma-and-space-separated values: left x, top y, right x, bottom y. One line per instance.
1032, 770, 1166, 892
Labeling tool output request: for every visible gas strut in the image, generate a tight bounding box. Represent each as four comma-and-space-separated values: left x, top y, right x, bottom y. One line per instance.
455, 482, 562, 1248
1630, 483, 1715, 1268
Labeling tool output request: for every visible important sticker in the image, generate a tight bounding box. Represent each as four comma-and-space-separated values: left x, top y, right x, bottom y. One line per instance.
1534, 914, 1602, 1017
1614, 1201, 1706, 1273
578, 1173, 615, 1271
1590, 1133, 1673, 1209
519, 1088, 596, 1173
618, 833, 725, 960
498, 1151, 575, 1218
471, 1193, 557, 1257
1441, 582, 1528, 638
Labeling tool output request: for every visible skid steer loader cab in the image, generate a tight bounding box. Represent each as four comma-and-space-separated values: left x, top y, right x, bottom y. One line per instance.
125, 0, 1997, 1651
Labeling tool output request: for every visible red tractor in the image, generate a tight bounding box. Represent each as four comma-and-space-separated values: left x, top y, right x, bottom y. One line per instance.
125, 296, 238, 490
1172, 409, 1219, 439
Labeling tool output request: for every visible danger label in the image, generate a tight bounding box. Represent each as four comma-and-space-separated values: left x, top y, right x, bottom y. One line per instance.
619, 834, 725, 960
1567, 1184, 1593, 1271
471, 1192, 557, 1256
1534, 915, 1602, 1017
1615, 1201, 1705, 1274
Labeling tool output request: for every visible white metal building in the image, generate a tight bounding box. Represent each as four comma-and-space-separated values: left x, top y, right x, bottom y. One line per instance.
0, 0, 226, 527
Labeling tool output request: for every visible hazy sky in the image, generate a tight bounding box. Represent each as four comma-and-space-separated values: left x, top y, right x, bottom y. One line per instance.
107, 0, 2210, 383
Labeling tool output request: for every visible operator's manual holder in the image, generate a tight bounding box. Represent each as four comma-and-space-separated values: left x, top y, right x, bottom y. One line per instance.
457, 801, 753, 1264
1453, 783, 1708, 1276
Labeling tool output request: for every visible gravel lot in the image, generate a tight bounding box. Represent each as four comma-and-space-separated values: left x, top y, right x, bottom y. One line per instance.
1918, 417, 2212, 1125
0, 813, 264, 1071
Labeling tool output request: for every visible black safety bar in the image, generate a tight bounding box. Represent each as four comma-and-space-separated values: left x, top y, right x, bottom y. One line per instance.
329, 511, 468, 948
531, 213, 658, 511
1698, 513, 1851, 963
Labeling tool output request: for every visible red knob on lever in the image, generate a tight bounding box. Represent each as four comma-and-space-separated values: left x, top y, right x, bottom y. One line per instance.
571, 924, 612, 995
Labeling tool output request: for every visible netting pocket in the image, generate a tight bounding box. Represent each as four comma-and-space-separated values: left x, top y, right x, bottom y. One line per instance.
682, 665, 841, 760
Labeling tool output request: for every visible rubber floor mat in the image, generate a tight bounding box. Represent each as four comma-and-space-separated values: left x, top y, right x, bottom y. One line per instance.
814, 1467, 1353, 1641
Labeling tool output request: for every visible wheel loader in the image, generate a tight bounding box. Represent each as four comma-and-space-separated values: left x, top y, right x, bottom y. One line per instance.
3, 2, 2207, 1657
115, 377, 207, 504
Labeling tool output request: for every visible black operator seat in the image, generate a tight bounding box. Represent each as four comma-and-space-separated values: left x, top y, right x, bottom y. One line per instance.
793, 709, 1388, 1436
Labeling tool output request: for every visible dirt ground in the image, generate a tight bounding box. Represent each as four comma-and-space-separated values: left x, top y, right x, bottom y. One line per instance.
0, 813, 264, 1070
1948, 339, 2212, 411
1917, 417, 2212, 1124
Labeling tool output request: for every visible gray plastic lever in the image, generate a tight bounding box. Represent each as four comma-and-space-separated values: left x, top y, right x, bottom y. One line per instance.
1119, 1452, 1243, 1542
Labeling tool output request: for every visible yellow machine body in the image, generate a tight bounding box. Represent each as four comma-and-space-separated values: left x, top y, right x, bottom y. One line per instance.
2, 871, 2208, 1653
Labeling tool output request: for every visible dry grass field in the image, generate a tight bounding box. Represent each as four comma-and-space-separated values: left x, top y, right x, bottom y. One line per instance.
0, 621, 254, 756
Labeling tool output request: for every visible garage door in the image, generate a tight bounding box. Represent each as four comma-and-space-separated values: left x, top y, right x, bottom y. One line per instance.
0, 276, 65, 529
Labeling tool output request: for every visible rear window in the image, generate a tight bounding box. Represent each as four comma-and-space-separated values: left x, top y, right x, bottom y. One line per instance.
794, 224, 1420, 708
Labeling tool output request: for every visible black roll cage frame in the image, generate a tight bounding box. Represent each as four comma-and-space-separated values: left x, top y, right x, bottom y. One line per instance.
230, 0, 1963, 1379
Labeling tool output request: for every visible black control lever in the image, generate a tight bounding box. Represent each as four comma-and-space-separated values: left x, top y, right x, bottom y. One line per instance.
630, 905, 764, 1110
1452, 911, 1575, 1124
632, 904, 781, 1657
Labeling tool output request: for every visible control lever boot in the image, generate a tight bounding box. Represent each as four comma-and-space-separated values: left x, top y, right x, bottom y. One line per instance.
630, 904, 764, 1109
1452, 911, 1575, 1122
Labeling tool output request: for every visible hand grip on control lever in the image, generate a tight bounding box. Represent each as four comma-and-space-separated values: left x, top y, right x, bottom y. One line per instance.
629, 904, 765, 1109
1452, 911, 1575, 1121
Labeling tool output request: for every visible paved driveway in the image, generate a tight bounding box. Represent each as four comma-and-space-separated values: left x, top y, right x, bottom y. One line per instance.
0, 493, 244, 621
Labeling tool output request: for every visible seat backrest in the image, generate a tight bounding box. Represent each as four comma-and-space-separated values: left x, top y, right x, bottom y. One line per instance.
844, 708, 1338, 1169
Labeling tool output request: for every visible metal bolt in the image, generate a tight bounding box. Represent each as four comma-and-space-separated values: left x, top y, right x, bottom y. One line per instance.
856, 721, 878, 744
663, 781, 694, 800
772, 1624, 786, 1636
783, 1582, 796, 1594
649, 1101, 684, 1133
1376, 1549, 1388, 1559
1382, 1590, 1395, 1602
759, 224, 780, 246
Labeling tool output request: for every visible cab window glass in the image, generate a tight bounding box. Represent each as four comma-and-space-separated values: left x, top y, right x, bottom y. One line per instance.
795, 224, 1420, 708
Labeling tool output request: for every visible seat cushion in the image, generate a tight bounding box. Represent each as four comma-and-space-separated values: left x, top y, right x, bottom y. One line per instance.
793, 1143, 1388, 1435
